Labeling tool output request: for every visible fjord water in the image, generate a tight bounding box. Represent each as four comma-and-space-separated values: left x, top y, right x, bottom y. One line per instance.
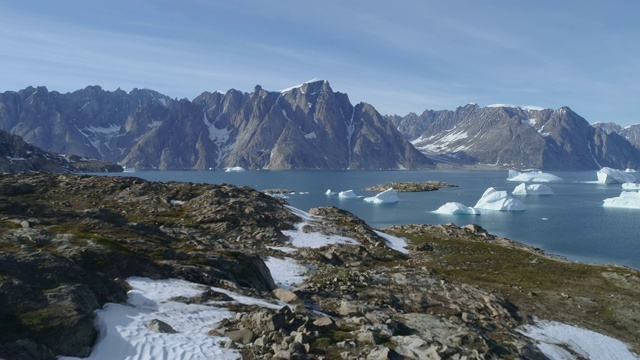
104, 170, 639, 269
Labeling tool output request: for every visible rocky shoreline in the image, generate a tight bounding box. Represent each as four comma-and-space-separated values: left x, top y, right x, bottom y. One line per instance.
365, 181, 456, 192
0, 173, 637, 359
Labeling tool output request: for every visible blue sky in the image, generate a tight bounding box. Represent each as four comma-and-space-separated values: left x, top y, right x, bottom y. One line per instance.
1, 0, 639, 125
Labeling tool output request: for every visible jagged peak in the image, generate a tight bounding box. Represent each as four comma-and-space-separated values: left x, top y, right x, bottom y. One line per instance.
486, 103, 547, 111
280, 78, 327, 93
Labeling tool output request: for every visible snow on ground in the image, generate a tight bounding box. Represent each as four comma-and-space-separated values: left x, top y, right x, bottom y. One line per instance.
507, 170, 563, 183
512, 183, 554, 196
264, 256, 309, 289
282, 222, 358, 248
603, 191, 640, 209
474, 187, 525, 211
597, 167, 636, 184
373, 230, 409, 254
433, 202, 480, 215
363, 188, 399, 204
59, 277, 289, 360
519, 320, 640, 360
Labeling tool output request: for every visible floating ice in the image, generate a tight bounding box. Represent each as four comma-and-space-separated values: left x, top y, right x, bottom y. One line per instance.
507, 170, 562, 182
325, 189, 336, 196
622, 183, 640, 191
433, 202, 480, 215
512, 183, 554, 196
225, 166, 245, 172
597, 167, 636, 184
338, 190, 358, 198
603, 191, 640, 209
474, 187, 525, 211
363, 188, 399, 204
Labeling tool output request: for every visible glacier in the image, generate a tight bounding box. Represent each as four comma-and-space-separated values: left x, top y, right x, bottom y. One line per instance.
512, 183, 554, 196
597, 167, 636, 184
603, 191, 640, 209
363, 188, 399, 204
433, 202, 480, 215
507, 170, 562, 183
474, 187, 526, 211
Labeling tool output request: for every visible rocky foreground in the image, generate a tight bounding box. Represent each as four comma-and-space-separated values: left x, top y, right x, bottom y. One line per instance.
0, 173, 638, 359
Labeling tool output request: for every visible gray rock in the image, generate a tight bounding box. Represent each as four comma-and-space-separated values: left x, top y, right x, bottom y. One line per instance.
148, 319, 178, 334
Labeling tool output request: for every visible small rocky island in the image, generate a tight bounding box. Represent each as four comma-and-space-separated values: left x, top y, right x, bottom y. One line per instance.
0, 173, 638, 359
365, 181, 457, 192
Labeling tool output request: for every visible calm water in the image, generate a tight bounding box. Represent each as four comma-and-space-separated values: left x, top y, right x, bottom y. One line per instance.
97, 170, 639, 269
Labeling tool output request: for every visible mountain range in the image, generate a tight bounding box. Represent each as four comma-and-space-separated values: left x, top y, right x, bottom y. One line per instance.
1, 81, 639, 171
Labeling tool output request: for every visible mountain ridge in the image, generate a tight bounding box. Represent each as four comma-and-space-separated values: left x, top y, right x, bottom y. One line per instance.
2, 82, 640, 171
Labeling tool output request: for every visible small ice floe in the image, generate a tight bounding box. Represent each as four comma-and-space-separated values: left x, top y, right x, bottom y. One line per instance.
474, 187, 525, 211
597, 167, 635, 184
621, 183, 640, 191
519, 319, 640, 360
433, 202, 480, 215
512, 183, 554, 196
363, 188, 399, 204
224, 166, 245, 172
325, 189, 336, 196
338, 190, 358, 198
507, 170, 562, 182
603, 191, 640, 209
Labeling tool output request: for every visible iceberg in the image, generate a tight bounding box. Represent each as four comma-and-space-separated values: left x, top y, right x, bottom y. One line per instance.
433, 202, 480, 215
622, 183, 640, 191
225, 166, 245, 172
363, 188, 399, 204
512, 183, 554, 196
338, 190, 358, 198
325, 189, 336, 196
603, 191, 640, 209
474, 187, 526, 211
597, 167, 635, 184
507, 170, 562, 182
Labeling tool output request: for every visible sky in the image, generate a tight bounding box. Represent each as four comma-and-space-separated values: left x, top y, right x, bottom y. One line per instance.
1, 0, 639, 125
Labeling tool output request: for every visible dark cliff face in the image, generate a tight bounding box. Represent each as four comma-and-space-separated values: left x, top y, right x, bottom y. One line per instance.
0, 82, 433, 170
392, 104, 640, 170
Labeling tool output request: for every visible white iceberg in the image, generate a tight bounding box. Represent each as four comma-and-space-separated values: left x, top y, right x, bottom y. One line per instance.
433, 202, 480, 215
338, 190, 358, 198
512, 183, 554, 196
597, 167, 636, 184
603, 191, 640, 209
507, 170, 562, 182
325, 189, 336, 196
225, 166, 245, 172
622, 183, 640, 191
474, 187, 526, 211
363, 188, 399, 204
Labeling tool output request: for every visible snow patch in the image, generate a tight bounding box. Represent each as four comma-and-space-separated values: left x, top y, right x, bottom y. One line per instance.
519, 319, 640, 360
264, 256, 309, 289
373, 230, 409, 254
